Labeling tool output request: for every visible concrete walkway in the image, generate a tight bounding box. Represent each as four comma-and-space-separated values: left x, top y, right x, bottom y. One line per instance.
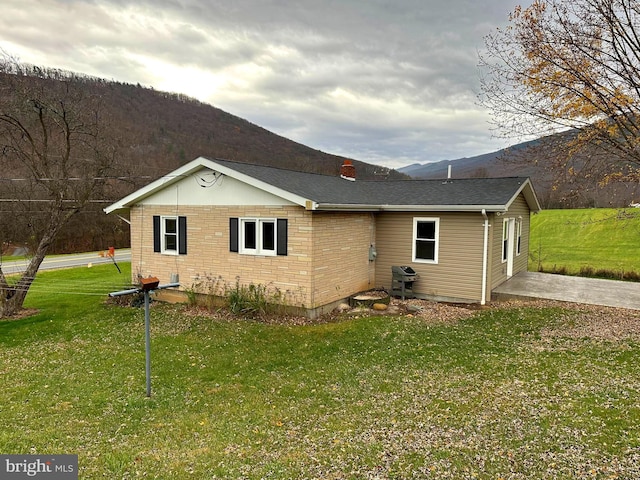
493, 271, 640, 310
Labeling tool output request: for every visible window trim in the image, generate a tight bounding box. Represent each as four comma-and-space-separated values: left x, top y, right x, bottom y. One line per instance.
239, 218, 278, 256
516, 217, 523, 256
412, 217, 439, 264
502, 218, 509, 263
161, 215, 179, 255
153, 215, 187, 255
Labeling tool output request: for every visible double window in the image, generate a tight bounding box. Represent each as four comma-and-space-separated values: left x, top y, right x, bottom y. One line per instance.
230, 218, 288, 256
412, 217, 439, 263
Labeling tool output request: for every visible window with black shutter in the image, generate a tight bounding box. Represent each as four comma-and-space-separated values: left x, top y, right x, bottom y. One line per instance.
153, 215, 187, 255
229, 217, 287, 256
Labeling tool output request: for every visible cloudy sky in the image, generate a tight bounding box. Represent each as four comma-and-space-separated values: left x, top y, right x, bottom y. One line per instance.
1, 0, 523, 169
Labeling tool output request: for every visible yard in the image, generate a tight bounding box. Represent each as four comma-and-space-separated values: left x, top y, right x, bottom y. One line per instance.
1, 263, 639, 478
530, 208, 640, 277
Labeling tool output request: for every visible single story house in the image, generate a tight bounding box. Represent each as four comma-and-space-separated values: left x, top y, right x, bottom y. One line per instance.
105, 156, 541, 317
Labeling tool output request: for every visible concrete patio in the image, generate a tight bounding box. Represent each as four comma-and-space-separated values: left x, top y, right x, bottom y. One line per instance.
492, 271, 640, 310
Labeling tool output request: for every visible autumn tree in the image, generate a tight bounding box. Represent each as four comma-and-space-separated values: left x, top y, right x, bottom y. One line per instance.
479, 0, 640, 183
0, 56, 126, 317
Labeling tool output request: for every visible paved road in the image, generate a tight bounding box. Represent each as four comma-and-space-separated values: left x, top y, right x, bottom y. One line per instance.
1, 249, 132, 275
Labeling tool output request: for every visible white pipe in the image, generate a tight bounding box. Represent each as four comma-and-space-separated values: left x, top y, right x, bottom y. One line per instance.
447, 164, 452, 179
481, 209, 489, 305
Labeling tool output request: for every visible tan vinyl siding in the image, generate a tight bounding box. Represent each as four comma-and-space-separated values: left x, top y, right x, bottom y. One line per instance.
490, 193, 532, 289
375, 212, 486, 302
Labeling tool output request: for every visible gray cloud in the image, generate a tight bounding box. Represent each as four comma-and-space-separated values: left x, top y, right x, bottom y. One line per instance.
0, 0, 521, 168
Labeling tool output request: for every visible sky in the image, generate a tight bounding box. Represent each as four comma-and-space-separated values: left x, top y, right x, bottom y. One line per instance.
0, 0, 524, 170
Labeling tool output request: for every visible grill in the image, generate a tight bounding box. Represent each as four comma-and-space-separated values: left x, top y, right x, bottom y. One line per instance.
391, 266, 417, 300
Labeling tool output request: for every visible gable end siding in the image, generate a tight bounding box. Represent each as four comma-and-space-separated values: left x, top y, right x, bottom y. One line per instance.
490, 193, 532, 289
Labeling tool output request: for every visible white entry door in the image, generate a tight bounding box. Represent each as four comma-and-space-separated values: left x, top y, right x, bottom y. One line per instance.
502, 218, 516, 278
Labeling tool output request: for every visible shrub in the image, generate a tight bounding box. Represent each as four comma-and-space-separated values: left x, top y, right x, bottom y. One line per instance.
187, 274, 304, 317
227, 280, 269, 316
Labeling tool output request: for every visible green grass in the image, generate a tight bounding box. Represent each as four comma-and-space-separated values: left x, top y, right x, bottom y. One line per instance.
530, 208, 640, 276
1, 264, 640, 478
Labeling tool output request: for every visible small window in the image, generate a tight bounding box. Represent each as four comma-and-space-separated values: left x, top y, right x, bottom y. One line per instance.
516, 218, 523, 255
502, 219, 510, 262
153, 215, 187, 255
412, 217, 439, 263
163, 217, 178, 253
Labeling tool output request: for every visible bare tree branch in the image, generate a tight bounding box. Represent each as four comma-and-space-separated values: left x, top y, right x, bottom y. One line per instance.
0, 56, 126, 317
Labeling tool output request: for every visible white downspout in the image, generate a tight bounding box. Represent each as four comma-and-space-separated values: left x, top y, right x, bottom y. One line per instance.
481, 209, 490, 305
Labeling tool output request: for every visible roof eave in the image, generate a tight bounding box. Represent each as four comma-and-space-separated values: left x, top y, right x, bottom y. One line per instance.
313, 203, 509, 212
104, 156, 312, 214
506, 178, 542, 213
206, 158, 310, 207
104, 157, 212, 214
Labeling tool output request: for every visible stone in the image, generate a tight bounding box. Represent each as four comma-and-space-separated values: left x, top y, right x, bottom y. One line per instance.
335, 303, 352, 313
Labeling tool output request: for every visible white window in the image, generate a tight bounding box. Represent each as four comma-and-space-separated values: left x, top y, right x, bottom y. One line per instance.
516, 218, 523, 256
153, 215, 187, 255
412, 217, 439, 263
502, 219, 509, 262
240, 218, 277, 256
162, 216, 178, 254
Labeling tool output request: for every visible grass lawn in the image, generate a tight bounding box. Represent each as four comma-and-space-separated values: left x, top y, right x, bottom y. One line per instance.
1, 264, 640, 478
530, 208, 640, 276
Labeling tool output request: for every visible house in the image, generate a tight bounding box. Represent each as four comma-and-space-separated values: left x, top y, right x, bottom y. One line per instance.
105, 156, 541, 317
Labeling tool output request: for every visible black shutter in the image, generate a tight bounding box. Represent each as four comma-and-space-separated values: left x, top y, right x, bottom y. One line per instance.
178, 216, 187, 255
153, 216, 161, 253
276, 219, 288, 256
229, 218, 239, 252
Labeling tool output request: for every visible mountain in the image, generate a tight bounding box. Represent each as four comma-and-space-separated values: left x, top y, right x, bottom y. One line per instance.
398, 134, 640, 210
397, 139, 541, 179
0, 67, 405, 253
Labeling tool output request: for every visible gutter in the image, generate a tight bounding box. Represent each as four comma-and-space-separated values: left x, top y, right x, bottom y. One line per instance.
310, 203, 509, 212
481, 209, 490, 305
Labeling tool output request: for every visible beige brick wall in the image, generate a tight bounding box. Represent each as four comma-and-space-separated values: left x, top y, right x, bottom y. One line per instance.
130, 204, 314, 308
129, 205, 376, 309
310, 211, 376, 307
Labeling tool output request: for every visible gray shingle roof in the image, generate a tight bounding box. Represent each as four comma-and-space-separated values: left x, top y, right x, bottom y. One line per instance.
209, 158, 537, 209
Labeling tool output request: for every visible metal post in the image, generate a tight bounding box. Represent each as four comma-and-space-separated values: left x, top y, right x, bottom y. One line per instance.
109, 281, 179, 398
144, 290, 151, 397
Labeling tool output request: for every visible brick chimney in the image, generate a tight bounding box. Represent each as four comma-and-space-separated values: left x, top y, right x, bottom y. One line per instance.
340, 159, 356, 181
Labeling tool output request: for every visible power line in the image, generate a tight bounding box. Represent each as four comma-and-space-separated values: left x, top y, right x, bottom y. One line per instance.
0, 176, 153, 181
0, 199, 113, 203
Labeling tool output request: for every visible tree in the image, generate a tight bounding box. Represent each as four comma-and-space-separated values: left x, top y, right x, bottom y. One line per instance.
0, 56, 125, 317
479, 0, 640, 182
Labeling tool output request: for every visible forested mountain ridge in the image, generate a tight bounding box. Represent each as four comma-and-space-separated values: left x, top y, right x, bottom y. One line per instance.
0, 68, 403, 253
4, 71, 402, 180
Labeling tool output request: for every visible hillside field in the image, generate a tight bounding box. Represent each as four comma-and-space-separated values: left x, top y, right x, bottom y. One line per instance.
529, 208, 640, 277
